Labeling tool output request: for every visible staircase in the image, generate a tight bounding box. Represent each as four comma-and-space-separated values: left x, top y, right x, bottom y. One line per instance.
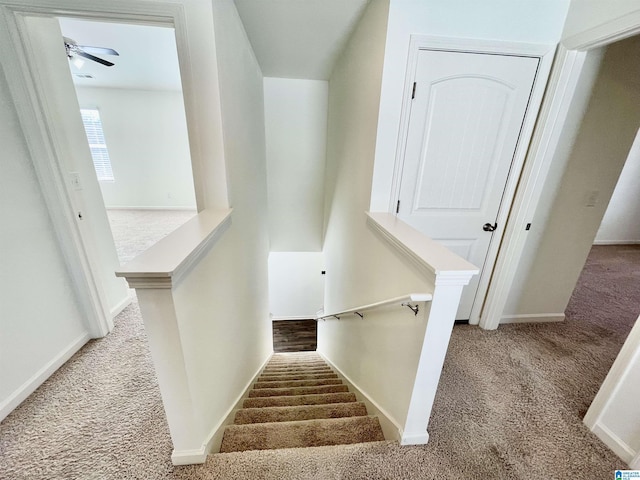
219, 352, 385, 452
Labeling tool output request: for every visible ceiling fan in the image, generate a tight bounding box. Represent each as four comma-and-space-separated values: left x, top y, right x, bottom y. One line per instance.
63, 37, 119, 67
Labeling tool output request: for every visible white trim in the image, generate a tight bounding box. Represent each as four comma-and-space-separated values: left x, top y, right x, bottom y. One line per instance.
480, 48, 588, 330
584, 317, 640, 429
590, 423, 636, 464
399, 431, 430, 446
171, 354, 272, 465
386, 35, 556, 326
271, 316, 317, 321
110, 294, 133, 318
631, 449, 640, 469
593, 240, 640, 246
0, 6, 112, 337
499, 313, 565, 324
0, 332, 90, 422
563, 9, 640, 51
318, 352, 403, 442
105, 206, 198, 212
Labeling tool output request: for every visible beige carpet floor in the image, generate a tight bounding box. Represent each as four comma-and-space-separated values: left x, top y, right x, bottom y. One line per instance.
106, 209, 197, 264
0, 245, 638, 479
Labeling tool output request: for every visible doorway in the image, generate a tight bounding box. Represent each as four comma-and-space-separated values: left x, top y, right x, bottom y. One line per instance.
59, 17, 197, 267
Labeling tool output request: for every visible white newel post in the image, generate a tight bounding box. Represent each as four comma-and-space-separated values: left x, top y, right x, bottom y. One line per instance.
129, 280, 204, 462
401, 272, 475, 445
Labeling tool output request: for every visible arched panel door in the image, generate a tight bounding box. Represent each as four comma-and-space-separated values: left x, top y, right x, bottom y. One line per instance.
397, 50, 538, 320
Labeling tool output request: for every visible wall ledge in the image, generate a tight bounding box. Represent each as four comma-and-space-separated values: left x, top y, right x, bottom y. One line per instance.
116, 209, 232, 289
366, 212, 478, 285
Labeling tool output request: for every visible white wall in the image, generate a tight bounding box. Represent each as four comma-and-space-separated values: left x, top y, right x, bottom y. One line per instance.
167, 0, 271, 443
505, 37, 640, 318
319, 0, 439, 434
585, 315, 640, 467
74, 87, 197, 209
264, 77, 328, 252
268, 252, 324, 319
595, 128, 640, 244
369, 0, 570, 211
0, 63, 89, 421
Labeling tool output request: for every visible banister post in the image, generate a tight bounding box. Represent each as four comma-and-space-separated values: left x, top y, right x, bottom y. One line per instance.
401, 273, 474, 445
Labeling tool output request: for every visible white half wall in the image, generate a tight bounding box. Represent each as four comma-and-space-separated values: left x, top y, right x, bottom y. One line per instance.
595, 128, 640, 244
369, 0, 570, 211
585, 315, 640, 467
268, 252, 324, 319
74, 87, 197, 209
0, 63, 89, 421
320, 0, 440, 437
264, 77, 328, 252
503, 36, 640, 318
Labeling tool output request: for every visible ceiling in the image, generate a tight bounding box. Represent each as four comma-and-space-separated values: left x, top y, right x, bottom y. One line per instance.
58, 17, 182, 91
234, 0, 370, 80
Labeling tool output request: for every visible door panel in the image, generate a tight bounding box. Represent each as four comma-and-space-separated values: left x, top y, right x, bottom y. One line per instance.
398, 50, 538, 320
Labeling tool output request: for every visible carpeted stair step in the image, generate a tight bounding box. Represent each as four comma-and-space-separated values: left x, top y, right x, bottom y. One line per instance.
248, 384, 348, 397
258, 372, 338, 381
254, 378, 343, 389
262, 366, 333, 375
219, 416, 385, 452
234, 402, 368, 424
243, 392, 357, 408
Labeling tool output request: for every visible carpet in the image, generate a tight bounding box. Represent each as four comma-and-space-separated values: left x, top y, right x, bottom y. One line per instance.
0, 245, 637, 479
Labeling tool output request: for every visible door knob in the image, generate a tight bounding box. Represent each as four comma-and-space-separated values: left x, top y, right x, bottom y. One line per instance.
483, 222, 497, 232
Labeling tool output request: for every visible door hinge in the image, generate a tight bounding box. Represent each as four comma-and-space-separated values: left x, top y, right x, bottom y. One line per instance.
411, 82, 417, 100
396, 200, 401, 214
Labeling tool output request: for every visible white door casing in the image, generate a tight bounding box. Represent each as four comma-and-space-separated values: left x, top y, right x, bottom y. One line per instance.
397, 49, 538, 320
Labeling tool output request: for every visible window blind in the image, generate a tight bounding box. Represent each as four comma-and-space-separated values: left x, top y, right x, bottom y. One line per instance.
80, 108, 114, 182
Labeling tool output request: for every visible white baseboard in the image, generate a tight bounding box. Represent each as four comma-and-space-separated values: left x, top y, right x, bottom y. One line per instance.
171, 353, 272, 465
271, 315, 316, 321
400, 430, 430, 445
593, 240, 640, 245
592, 422, 636, 464
0, 332, 90, 422
500, 313, 565, 324
318, 352, 402, 443
105, 206, 197, 211
110, 294, 133, 319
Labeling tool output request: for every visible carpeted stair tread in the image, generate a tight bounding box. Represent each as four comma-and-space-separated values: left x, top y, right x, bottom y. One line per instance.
219, 416, 385, 452
262, 366, 333, 373
248, 384, 348, 397
243, 392, 357, 408
234, 402, 368, 424
254, 378, 343, 389
258, 372, 338, 381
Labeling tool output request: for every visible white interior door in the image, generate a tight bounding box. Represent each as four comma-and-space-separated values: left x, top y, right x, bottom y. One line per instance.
397, 49, 538, 320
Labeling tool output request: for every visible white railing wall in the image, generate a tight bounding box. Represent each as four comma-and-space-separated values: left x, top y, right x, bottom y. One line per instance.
116, 209, 271, 465
317, 212, 478, 445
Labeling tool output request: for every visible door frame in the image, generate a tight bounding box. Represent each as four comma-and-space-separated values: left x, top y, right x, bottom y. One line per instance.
479, 10, 640, 330
0, 0, 221, 336
390, 35, 556, 324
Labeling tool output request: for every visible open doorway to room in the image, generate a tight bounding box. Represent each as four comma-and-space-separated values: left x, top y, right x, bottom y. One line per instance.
566, 125, 640, 347
58, 17, 197, 267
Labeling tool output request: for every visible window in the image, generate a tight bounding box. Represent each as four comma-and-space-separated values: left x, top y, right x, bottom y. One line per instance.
80, 108, 114, 182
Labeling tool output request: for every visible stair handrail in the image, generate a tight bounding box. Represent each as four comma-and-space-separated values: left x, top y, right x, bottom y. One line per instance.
316, 293, 433, 321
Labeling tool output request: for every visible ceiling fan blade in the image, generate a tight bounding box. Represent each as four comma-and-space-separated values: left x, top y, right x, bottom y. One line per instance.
75, 50, 114, 67
78, 45, 119, 56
